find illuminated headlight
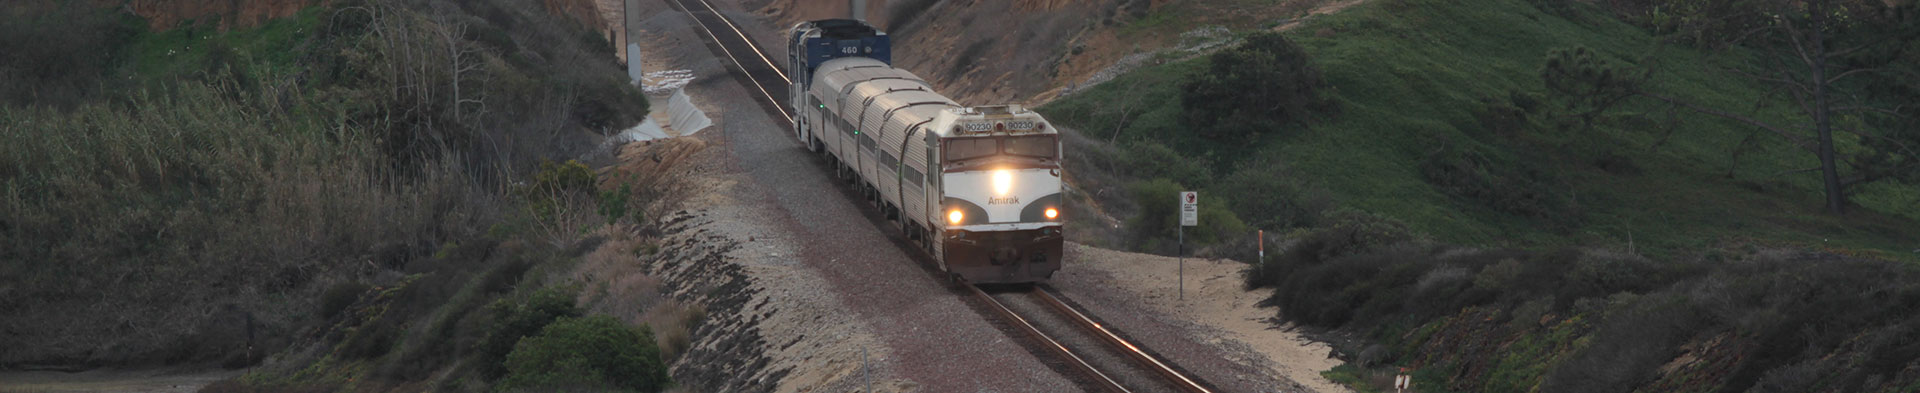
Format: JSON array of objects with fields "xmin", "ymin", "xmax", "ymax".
[
  {"xmin": 948, "ymin": 210, "xmax": 964, "ymax": 225},
  {"xmin": 1044, "ymin": 208, "xmax": 1059, "ymax": 219},
  {"xmin": 992, "ymin": 170, "xmax": 1012, "ymax": 196}
]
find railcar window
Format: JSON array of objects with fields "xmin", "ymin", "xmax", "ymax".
[
  {"xmin": 1004, "ymin": 135, "xmax": 1057, "ymax": 158},
  {"xmin": 944, "ymin": 138, "xmax": 997, "ymax": 161}
]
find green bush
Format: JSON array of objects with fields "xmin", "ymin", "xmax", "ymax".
[
  {"xmin": 1417, "ymin": 142, "xmax": 1574, "ymax": 224},
  {"xmin": 598, "ymin": 182, "xmax": 635, "ymax": 226},
  {"xmin": 532, "ymin": 160, "xmax": 598, "ymax": 195},
  {"xmin": 1215, "ymin": 161, "xmax": 1334, "ymax": 230},
  {"xmin": 1181, "ymin": 32, "xmax": 1335, "ymax": 143},
  {"xmin": 1118, "ymin": 141, "xmax": 1213, "ymax": 183},
  {"xmin": 498, "ymin": 315, "xmax": 670, "ymax": 392},
  {"xmin": 1123, "ymin": 178, "xmax": 1249, "ymax": 254},
  {"xmin": 0, "ymin": 4, "xmax": 141, "ymax": 108},
  {"xmin": 1244, "ymin": 209, "xmax": 1416, "ymax": 290},
  {"xmin": 476, "ymin": 285, "xmax": 583, "ymax": 378},
  {"xmin": 319, "ymin": 281, "xmax": 372, "ymax": 319}
]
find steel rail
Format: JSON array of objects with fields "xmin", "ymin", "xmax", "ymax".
[
  {"xmin": 689, "ymin": 0, "xmax": 791, "ymax": 85},
  {"xmin": 663, "ymin": 0, "xmax": 792, "ymax": 121},
  {"xmin": 964, "ymin": 282, "xmax": 1130, "ymax": 393},
  {"xmin": 664, "ymin": 3, "xmax": 1207, "ymax": 391},
  {"xmin": 1033, "ymin": 288, "xmax": 1214, "ymax": 393}
]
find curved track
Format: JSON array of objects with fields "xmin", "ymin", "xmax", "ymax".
[
  {"xmin": 662, "ymin": 3, "xmax": 1212, "ymax": 391},
  {"xmin": 969, "ymin": 283, "xmax": 1215, "ymax": 393},
  {"xmin": 662, "ymin": 0, "xmax": 791, "ymax": 121}
]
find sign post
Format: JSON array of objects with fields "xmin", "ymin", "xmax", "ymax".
[{"xmin": 1179, "ymin": 191, "xmax": 1197, "ymax": 300}]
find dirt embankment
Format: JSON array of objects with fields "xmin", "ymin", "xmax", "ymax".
[
  {"xmin": 602, "ymin": 132, "xmax": 914, "ymax": 392},
  {"xmin": 1057, "ymin": 243, "xmax": 1352, "ymax": 393},
  {"xmin": 751, "ymin": 0, "xmax": 1148, "ymax": 106}
]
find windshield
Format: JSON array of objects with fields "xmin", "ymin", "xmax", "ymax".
[
  {"xmin": 945, "ymin": 137, "xmax": 998, "ymax": 161},
  {"xmin": 943, "ymin": 135, "xmax": 1059, "ymax": 163},
  {"xmin": 1003, "ymin": 135, "xmax": 1056, "ymax": 158}
]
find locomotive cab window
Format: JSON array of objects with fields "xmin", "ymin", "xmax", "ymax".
[
  {"xmin": 1003, "ymin": 135, "xmax": 1057, "ymax": 159},
  {"xmin": 944, "ymin": 137, "xmax": 998, "ymax": 161}
]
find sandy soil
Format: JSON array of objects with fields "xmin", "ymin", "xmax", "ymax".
[
  {"xmin": 1067, "ymin": 243, "xmax": 1353, "ymax": 393},
  {"xmin": 0, "ymin": 368, "xmax": 241, "ymax": 393}
]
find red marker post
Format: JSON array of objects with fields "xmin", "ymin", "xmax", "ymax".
[{"xmin": 1395, "ymin": 367, "xmax": 1411, "ymax": 392}]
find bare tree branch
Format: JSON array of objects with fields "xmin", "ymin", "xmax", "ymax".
[{"xmin": 1633, "ymin": 90, "xmax": 1815, "ymax": 149}]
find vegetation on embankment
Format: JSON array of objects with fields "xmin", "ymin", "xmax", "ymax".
[
  {"xmin": 0, "ymin": 1, "xmax": 681, "ymax": 390},
  {"xmin": 1044, "ymin": 0, "xmax": 1918, "ymax": 259},
  {"xmin": 1042, "ymin": 0, "xmax": 1920, "ymax": 390},
  {"xmin": 1247, "ymin": 217, "xmax": 1920, "ymax": 391}
]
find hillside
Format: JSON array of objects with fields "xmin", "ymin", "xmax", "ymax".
[
  {"xmin": 1035, "ymin": 0, "xmax": 1920, "ymax": 391},
  {"xmin": 1043, "ymin": 0, "xmax": 1918, "ymax": 257},
  {"xmin": 0, "ymin": 1, "xmax": 660, "ymax": 387}
]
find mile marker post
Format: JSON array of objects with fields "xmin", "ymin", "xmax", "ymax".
[
  {"xmin": 1396, "ymin": 367, "xmax": 1411, "ymax": 393},
  {"xmin": 1179, "ymin": 191, "xmax": 1198, "ymax": 300}
]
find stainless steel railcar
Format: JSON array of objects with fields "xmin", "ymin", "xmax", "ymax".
[{"xmin": 787, "ymin": 20, "xmax": 1063, "ymax": 283}]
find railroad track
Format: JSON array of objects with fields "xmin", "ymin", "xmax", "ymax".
[
  {"xmin": 661, "ymin": 0, "xmax": 792, "ymax": 121},
  {"xmin": 968, "ymin": 283, "xmax": 1214, "ymax": 393},
  {"xmin": 663, "ymin": 4, "xmax": 1213, "ymax": 392}
]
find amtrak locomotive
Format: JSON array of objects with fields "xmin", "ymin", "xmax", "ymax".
[{"xmin": 786, "ymin": 19, "xmax": 1064, "ymax": 283}]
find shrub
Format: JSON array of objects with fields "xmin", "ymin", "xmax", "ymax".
[
  {"xmin": 1418, "ymin": 142, "xmax": 1574, "ymax": 223},
  {"xmin": 476, "ymin": 285, "xmax": 583, "ymax": 378},
  {"xmin": 1539, "ymin": 46, "xmax": 1647, "ymax": 130},
  {"xmin": 1124, "ymin": 178, "xmax": 1186, "ymax": 251},
  {"xmin": 0, "ymin": 4, "xmax": 140, "ymax": 108},
  {"xmin": 532, "ymin": 160, "xmax": 598, "ymax": 195},
  {"xmin": 1215, "ymin": 160, "xmax": 1334, "ymax": 230},
  {"xmin": 1245, "ymin": 209, "xmax": 1415, "ymax": 288},
  {"xmin": 1539, "ymin": 292, "xmax": 1703, "ymax": 393},
  {"xmin": 0, "ymin": 80, "xmax": 495, "ymax": 366},
  {"xmin": 1122, "ymin": 178, "xmax": 1249, "ymax": 254},
  {"xmin": 319, "ymin": 281, "xmax": 372, "ymax": 320},
  {"xmin": 498, "ymin": 315, "xmax": 670, "ymax": 392},
  {"xmin": 1117, "ymin": 141, "xmax": 1212, "ymax": 183},
  {"xmin": 1181, "ymin": 32, "xmax": 1335, "ymax": 142},
  {"xmin": 597, "ymin": 182, "xmax": 635, "ymax": 226},
  {"xmin": 645, "ymin": 302, "xmax": 707, "ymax": 362}
]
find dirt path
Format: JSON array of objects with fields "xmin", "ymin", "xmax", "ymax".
[
  {"xmin": 1055, "ymin": 243, "xmax": 1353, "ymax": 393},
  {"xmin": 0, "ymin": 368, "xmax": 241, "ymax": 393}
]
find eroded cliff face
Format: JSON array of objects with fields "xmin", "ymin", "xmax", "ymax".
[
  {"xmin": 128, "ymin": 0, "xmax": 325, "ymax": 30},
  {"xmin": 751, "ymin": 0, "xmax": 1158, "ymax": 106},
  {"xmin": 545, "ymin": 0, "xmax": 609, "ymax": 34},
  {"xmin": 127, "ymin": 0, "xmax": 605, "ymax": 32}
]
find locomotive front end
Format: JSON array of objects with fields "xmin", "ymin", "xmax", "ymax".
[{"xmin": 935, "ymin": 107, "xmax": 1064, "ymax": 284}]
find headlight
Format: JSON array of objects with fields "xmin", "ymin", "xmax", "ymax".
[
  {"xmin": 1044, "ymin": 208, "xmax": 1058, "ymax": 219},
  {"xmin": 992, "ymin": 170, "xmax": 1011, "ymax": 195},
  {"xmin": 948, "ymin": 210, "xmax": 964, "ymax": 225}
]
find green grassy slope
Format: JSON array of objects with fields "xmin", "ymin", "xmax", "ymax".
[
  {"xmin": 124, "ymin": 7, "xmax": 327, "ymax": 79},
  {"xmin": 1043, "ymin": 0, "xmax": 1919, "ymax": 258}
]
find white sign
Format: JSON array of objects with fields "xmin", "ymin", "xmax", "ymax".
[{"xmin": 1179, "ymin": 191, "xmax": 1198, "ymax": 227}]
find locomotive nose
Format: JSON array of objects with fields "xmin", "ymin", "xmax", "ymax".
[{"xmin": 992, "ymin": 246, "xmax": 1019, "ymax": 265}]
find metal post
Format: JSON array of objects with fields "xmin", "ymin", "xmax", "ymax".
[
  {"xmin": 1258, "ymin": 229, "xmax": 1264, "ymax": 266},
  {"xmin": 1178, "ymin": 225, "xmax": 1184, "ymax": 300}
]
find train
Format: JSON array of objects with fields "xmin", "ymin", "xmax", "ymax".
[{"xmin": 785, "ymin": 19, "xmax": 1064, "ymax": 284}]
